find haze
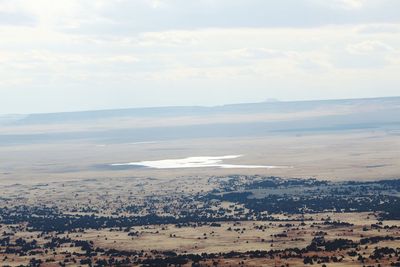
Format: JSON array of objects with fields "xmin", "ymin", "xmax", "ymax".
[
  {"xmin": 1, "ymin": 0, "xmax": 400, "ymax": 114},
  {"xmin": 2, "ymin": 2, "xmax": 400, "ymax": 266}
]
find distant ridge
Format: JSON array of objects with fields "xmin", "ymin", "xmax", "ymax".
[
  {"xmin": 1, "ymin": 96, "xmax": 399, "ymax": 146},
  {"xmin": 3, "ymin": 96, "xmax": 400, "ymax": 125}
]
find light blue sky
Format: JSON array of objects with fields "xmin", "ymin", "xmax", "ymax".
[{"xmin": 0, "ymin": 0, "xmax": 400, "ymax": 114}]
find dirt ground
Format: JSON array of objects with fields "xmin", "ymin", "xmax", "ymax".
[{"xmin": 1, "ymin": 130, "xmax": 399, "ymax": 185}]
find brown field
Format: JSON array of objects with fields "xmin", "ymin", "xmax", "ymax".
[
  {"xmin": 1, "ymin": 98, "xmax": 400, "ymax": 266},
  {"xmin": 1, "ymin": 212, "xmax": 399, "ymax": 266},
  {"xmin": 1, "ymin": 130, "xmax": 399, "ymax": 185}
]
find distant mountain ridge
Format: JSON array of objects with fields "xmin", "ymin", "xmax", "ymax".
[{"xmin": 4, "ymin": 96, "xmax": 400, "ymax": 125}]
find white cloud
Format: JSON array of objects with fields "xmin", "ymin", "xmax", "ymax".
[
  {"xmin": 356, "ymin": 23, "xmax": 400, "ymax": 34},
  {"xmin": 335, "ymin": 0, "xmax": 366, "ymax": 9},
  {"xmin": 307, "ymin": 0, "xmax": 366, "ymax": 10},
  {"xmin": 347, "ymin": 40, "xmax": 395, "ymax": 54},
  {"xmin": 0, "ymin": 0, "xmax": 399, "ymax": 113}
]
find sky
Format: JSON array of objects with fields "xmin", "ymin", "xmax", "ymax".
[{"xmin": 0, "ymin": 0, "xmax": 400, "ymax": 114}]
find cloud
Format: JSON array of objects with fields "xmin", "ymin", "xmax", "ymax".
[
  {"xmin": 327, "ymin": 0, "xmax": 367, "ymax": 10},
  {"xmin": 308, "ymin": 0, "xmax": 394, "ymax": 10},
  {"xmin": 226, "ymin": 48, "xmax": 296, "ymax": 60},
  {"xmin": 347, "ymin": 40, "xmax": 395, "ymax": 54},
  {"xmin": 3, "ymin": 0, "xmax": 400, "ymax": 34},
  {"xmin": 0, "ymin": 1, "xmax": 399, "ymax": 113},
  {"xmin": 356, "ymin": 23, "xmax": 400, "ymax": 34},
  {"xmin": 0, "ymin": 11, "xmax": 36, "ymax": 26}
]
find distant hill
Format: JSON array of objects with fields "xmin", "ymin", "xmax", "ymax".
[
  {"xmin": 4, "ymin": 96, "xmax": 400, "ymax": 125},
  {"xmin": 0, "ymin": 96, "xmax": 399, "ymax": 145}
]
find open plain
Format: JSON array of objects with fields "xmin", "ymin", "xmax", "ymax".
[
  {"xmin": 1, "ymin": 97, "xmax": 400, "ymax": 184},
  {"xmin": 1, "ymin": 97, "xmax": 400, "ymax": 266}
]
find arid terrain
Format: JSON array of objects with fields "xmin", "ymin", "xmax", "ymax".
[
  {"xmin": 1, "ymin": 175, "xmax": 400, "ymax": 266},
  {"xmin": 1, "ymin": 97, "xmax": 400, "ymax": 184},
  {"xmin": 1, "ymin": 97, "xmax": 400, "ymax": 266}
]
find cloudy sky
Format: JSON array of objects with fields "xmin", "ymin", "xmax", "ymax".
[{"xmin": 1, "ymin": 0, "xmax": 400, "ymax": 114}]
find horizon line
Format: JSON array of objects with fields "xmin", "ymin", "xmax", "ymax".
[{"xmin": 1, "ymin": 95, "xmax": 399, "ymax": 117}]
